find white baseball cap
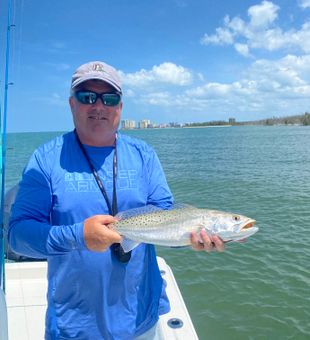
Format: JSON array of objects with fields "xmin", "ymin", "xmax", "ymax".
[{"xmin": 71, "ymin": 61, "xmax": 122, "ymax": 93}]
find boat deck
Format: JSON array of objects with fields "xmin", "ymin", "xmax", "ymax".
[{"xmin": 5, "ymin": 257, "xmax": 199, "ymax": 339}]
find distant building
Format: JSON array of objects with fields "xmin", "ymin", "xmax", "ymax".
[
  {"xmin": 228, "ymin": 118, "xmax": 236, "ymax": 125},
  {"xmin": 121, "ymin": 119, "xmax": 136, "ymax": 129},
  {"xmin": 169, "ymin": 122, "xmax": 182, "ymax": 128},
  {"xmin": 139, "ymin": 119, "xmax": 151, "ymax": 129}
]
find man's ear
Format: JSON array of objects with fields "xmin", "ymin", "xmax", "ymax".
[{"xmin": 69, "ymin": 96, "xmax": 74, "ymax": 111}]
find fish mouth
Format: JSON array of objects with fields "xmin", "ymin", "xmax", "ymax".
[{"xmin": 241, "ymin": 219, "xmax": 256, "ymax": 230}]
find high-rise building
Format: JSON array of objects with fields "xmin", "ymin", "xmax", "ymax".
[
  {"xmin": 139, "ymin": 120, "xmax": 151, "ymax": 129},
  {"xmin": 121, "ymin": 120, "xmax": 136, "ymax": 129}
]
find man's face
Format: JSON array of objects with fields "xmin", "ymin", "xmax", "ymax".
[{"xmin": 69, "ymin": 79, "xmax": 122, "ymax": 146}]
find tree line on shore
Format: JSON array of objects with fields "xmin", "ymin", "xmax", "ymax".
[{"xmin": 184, "ymin": 112, "xmax": 310, "ymax": 127}]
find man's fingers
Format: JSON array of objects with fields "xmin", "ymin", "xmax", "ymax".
[
  {"xmin": 200, "ymin": 229, "xmax": 214, "ymax": 252},
  {"xmin": 191, "ymin": 231, "xmax": 210, "ymax": 251},
  {"xmin": 104, "ymin": 227, "xmax": 123, "ymax": 243},
  {"xmin": 84, "ymin": 215, "xmax": 122, "ymax": 252},
  {"xmin": 210, "ymin": 235, "xmax": 225, "ymax": 252},
  {"xmin": 190, "ymin": 231, "xmax": 204, "ymax": 251},
  {"xmin": 93, "ymin": 215, "xmax": 118, "ymax": 225},
  {"xmin": 191, "ymin": 229, "xmax": 225, "ymax": 253}
]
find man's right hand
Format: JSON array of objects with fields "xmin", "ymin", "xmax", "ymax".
[{"xmin": 83, "ymin": 215, "xmax": 122, "ymax": 252}]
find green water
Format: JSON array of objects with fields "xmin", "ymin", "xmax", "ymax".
[{"xmin": 5, "ymin": 126, "xmax": 310, "ymax": 339}]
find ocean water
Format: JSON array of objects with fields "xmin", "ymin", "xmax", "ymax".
[{"xmin": 5, "ymin": 126, "xmax": 310, "ymax": 339}]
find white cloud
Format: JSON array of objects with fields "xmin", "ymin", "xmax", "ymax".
[
  {"xmin": 121, "ymin": 62, "xmax": 193, "ymax": 87},
  {"xmin": 197, "ymin": 55, "xmax": 310, "ymax": 98},
  {"xmin": 119, "ymin": 3, "xmax": 310, "ymax": 122},
  {"xmin": 299, "ymin": 0, "xmax": 310, "ymax": 9},
  {"xmin": 200, "ymin": 1, "xmax": 310, "ymax": 55},
  {"xmin": 125, "ymin": 89, "xmax": 135, "ymax": 97},
  {"xmin": 201, "ymin": 27, "xmax": 235, "ymax": 45},
  {"xmin": 187, "ymin": 83, "xmax": 231, "ymax": 97},
  {"xmin": 234, "ymin": 43, "xmax": 251, "ymax": 57},
  {"xmin": 246, "ymin": 62, "xmax": 304, "ymax": 95},
  {"xmin": 143, "ymin": 92, "xmax": 172, "ymax": 106},
  {"xmin": 225, "ymin": 16, "xmax": 246, "ymax": 34},
  {"xmin": 248, "ymin": 1, "xmax": 279, "ymax": 29},
  {"xmin": 281, "ymin": 54, "xmax": 310, "ymax": 76},
  {"xmin": 152, "ymin": 63, "xmax": 192, "ymax": 85},
  {"xmin": 126, "ymin": 54, "xmax": 310, "ymax": 120},
  {"xmin": 249, "ymin": 55, "xmax": 310, "ymax": 90}
]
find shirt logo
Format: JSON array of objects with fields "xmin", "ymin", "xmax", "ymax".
[{"xmin": 64, "ymin": 170, "xmax": 138, "ymax": 192}]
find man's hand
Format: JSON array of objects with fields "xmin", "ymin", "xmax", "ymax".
[
  {"xmin": 191, "ymin": 229, "xmax": 225, "ymax": 253},
  {"xmin": 84, "ymin": 215, "xmax": 122, "ymax": 252}
]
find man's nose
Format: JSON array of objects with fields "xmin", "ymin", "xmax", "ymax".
[{"xmin": 93, "ymin": 98, "xmax": 107, "ymax": 109}]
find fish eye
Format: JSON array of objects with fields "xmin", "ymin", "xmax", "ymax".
[{"xmin": 233, "ymin": 215, "xmax": 240, "ymax": 221}]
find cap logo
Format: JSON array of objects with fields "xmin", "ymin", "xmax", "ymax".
[{"xmin": 92, "ymin": 63, "xmax": 105, "ymax": 72}]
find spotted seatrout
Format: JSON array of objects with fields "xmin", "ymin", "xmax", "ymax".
[{"xmin": 110, "ymin": 204, "xmax": 258, "ymax": 252}]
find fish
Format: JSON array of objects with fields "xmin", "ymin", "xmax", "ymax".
[{"xmin": 110, "ymin": 204, "xmax": 258, "ymax": 252}]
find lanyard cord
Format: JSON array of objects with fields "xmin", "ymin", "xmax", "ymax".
[
  {"xmin": 74, "ymin": 130, "xmax": 118, "ymax": 216},
  {"xmin": 74, "ymin": 130, "xmax": 131, "ymax": 263}
]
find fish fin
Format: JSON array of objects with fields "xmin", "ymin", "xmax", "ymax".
[{"xmin": 121, "ymin": 238, "xmax": 141, "ymax": 253}]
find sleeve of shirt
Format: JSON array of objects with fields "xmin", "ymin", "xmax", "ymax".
[
  {"xmin": 8, "ymin": 149, "xmax": 87, "ymax": 258},
  {"xmin": 145, "ymin": 147, "xmax": 174, "ymax": 209}
]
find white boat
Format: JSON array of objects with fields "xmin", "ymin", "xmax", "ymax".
[{"xmin": 1, "ymin": 257, "xmax": 198, "ymax": 340}]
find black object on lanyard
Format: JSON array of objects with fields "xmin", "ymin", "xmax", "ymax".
[{"xmin": 74, "ymin": 130, "xmax": 131, "ymax": 263}]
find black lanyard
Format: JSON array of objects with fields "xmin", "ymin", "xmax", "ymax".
[
  {"xmin": 74, "ymin": 130, "xmax": 131, "ymax": 263},
  {"xmin": 74, "ymin": 129, "xmax": 117, "ymax": 216}
]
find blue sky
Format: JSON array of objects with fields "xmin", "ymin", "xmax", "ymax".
[{"xmin": 1, "ymin": 0, "xmax": 310, "ymax": 132}]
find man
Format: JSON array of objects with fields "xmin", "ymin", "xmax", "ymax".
[{"xmin": 9, "ymin": 61, "xmax": 224, "ymax": 340}]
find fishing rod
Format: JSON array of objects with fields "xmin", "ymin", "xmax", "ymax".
[
  {"xmin": 0, "ymin": 0, "xmax": 14, "ymax": 292},
  {"xmin": 0, "ymin": 101, "xmax": 3, "ymax": 292}
]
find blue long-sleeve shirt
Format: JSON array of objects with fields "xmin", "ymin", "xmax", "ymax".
[{"xmin": 9, "ymin": 131, "xmax": 173, "ymax": 340}]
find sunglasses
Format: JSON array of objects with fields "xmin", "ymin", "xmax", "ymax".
[{"xmin": 74, "ymin": 90, "xmax": 121, "ymax": 107}]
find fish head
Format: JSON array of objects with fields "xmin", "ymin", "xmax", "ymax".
[
  {"xmin": 203, "ymin": 210, "xmax": 257, "ymax": 236},
  {"xmin": 223, "ymin": 212, "xmax": 256, "ymax": 233}
]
